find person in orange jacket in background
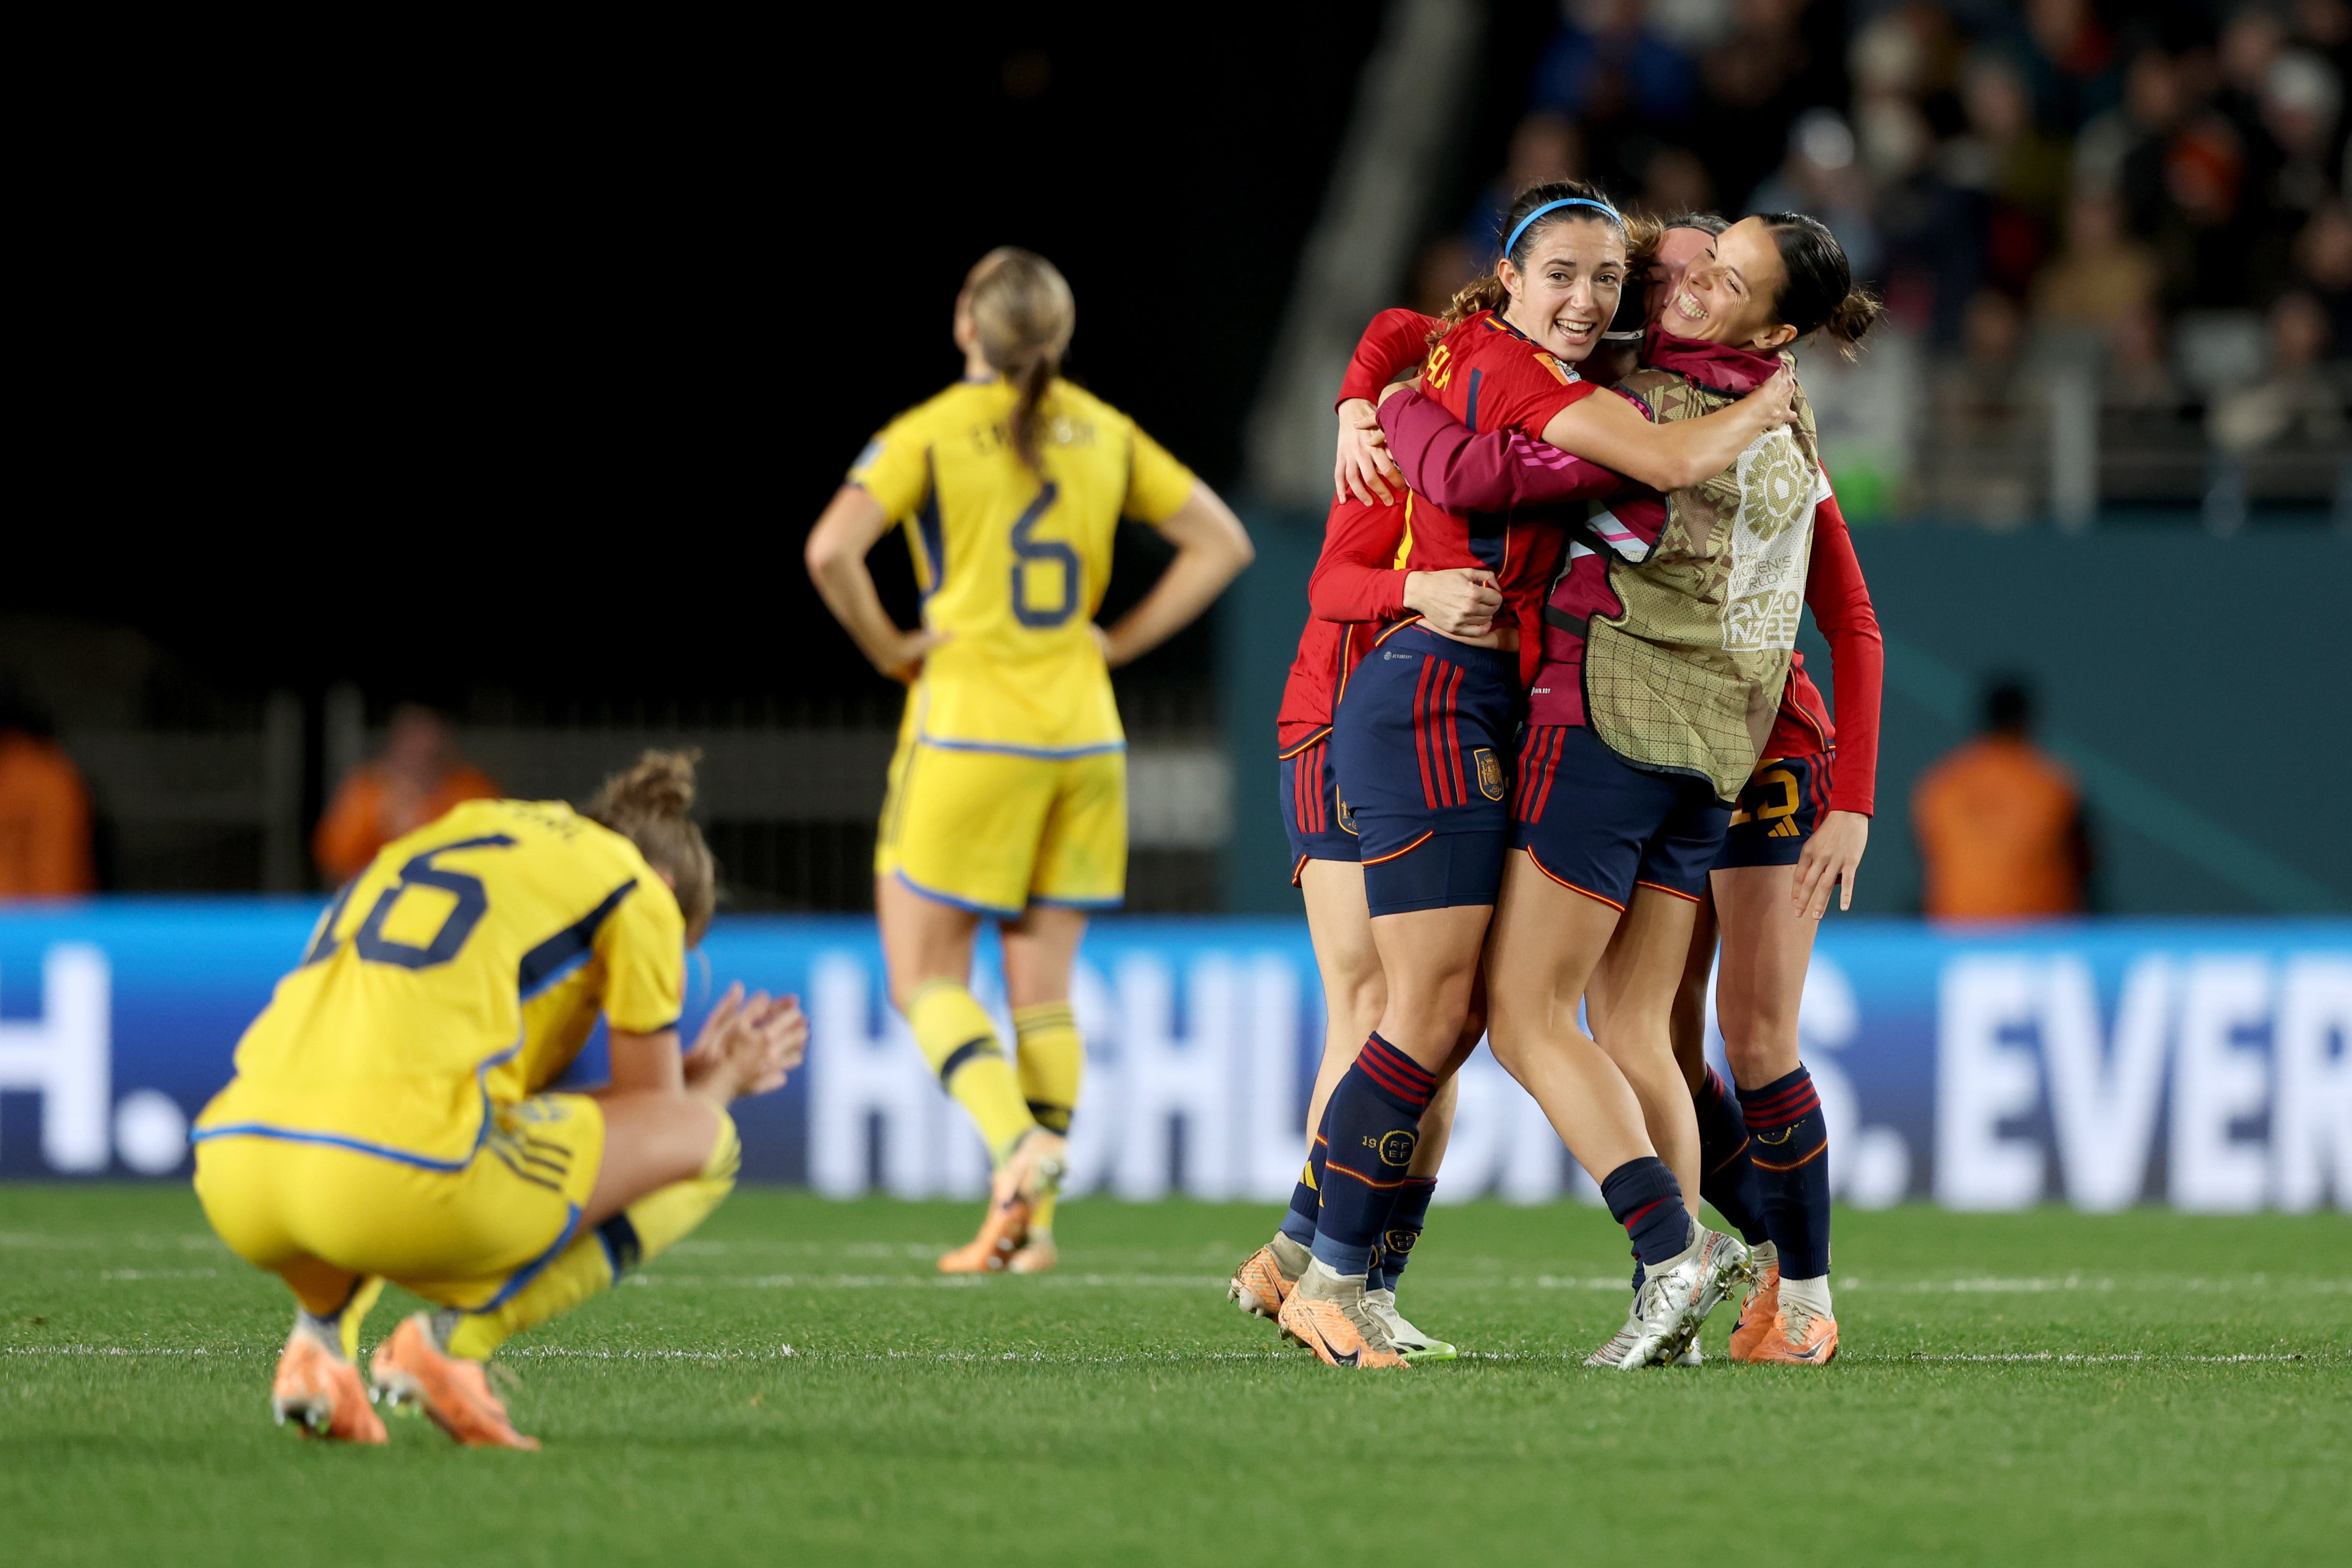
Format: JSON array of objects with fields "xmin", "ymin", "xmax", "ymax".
[
  {"xmin": 313, "ymin": 703, "xmax": 499, "ymax": 886},
  {"xmin": 0, "ymin": 688, "xmax": 96, "ymax": 898},
  {"xmin": 1912, "ymin": 678, "xmax": 2090, "ymax": 921}
]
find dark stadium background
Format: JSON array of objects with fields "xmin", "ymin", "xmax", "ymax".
[
  {"xmin": 19, "ymin": 6, "xmax": 1427, "ymax": 724},
  {"xmin": 9, "ymin": 2, "xmax": 2350, "ymax": 912}
]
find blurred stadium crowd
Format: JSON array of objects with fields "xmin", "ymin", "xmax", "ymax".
[{"xmin": 1412, "ymin": 1, "xmax": 2352, "ymax": 525}]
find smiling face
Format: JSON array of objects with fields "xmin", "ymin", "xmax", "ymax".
[
  {"xmin": 1498, "ymin": 215, "xmax": 1626, "ymax": 362},
  {"xmin": 1664, "ymin": 216, "xmax": 1797, "ymax": 350},
  {"xmin": 1645, "ymin": 226, "xmax": 1716, "ymax": 326}
]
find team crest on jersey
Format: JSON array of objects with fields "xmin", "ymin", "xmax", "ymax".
[
  {"xmin": 1378, "ymin": 1129, "xmax": 1418, "ymax": 1167},
  {"xmin": 1533, "ymin": 350, "xmax": 1577, "ymax": 385},
  {"xmin": 1474, "ymin": 747, "xmax": 1504, "ymax": 801}
]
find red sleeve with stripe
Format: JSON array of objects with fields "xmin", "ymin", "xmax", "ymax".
[
  {"xmin": 1306, "ymin": 496, "xmax": 1409, "ymax": 623},
  {"xmin": 1335, "ymin": 309, "xmax": 1442, "ymax": 408},
  {"xmin": 1377, "ymin": 385, "xmax": 1620, "ymax": 514},
  {"xmin": 1806, "ymin": 490, "xmax": 1882, "ymax": 816}
]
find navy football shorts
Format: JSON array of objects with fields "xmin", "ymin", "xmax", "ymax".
[
  {"xmin": 1713, "ymin": 755, "xmax": 1824, "ymax": 871},
  {"xmin": 1329, "ymin": 623, "xmax": 1519, "ymax": 917},
  {"xmin": 1510, "ymin": 722, "xmax": 1731, "ymax": 908},
  {"xmin": 1279, "ymin": 731, "xmax": 1359, "ymax": 881}
]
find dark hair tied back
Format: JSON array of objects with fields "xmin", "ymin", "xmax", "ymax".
[{"xmin": 1757, "ymin": 212, "xmax": 1881, "ymax": 358}]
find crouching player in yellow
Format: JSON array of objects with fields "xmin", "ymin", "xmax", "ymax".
[{"xmin": 191, "ymin": 751, "xmax": 806, "ymax": 1449}]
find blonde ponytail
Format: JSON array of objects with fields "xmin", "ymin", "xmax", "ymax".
[{"xmin": 962, "ymin": 247, "xmax": 1076, "ymax": 472}]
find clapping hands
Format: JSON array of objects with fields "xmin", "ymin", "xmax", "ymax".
[{"xmin": 684, "ymin": 983, "xmax": 808, "ymax": 1103}]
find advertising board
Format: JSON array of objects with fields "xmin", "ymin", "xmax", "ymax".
[{"xmin": 0, "ymin": 905, "xmax": 2343, "ymax": 1211}]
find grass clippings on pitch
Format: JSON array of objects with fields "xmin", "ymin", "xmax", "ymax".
[{"xmin": 3, "ymin": 1186, "xmax": 2347, "ymax": 1567}]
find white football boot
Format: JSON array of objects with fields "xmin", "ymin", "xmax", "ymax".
[
  {"xmin": 1616, "ymin": 1225, "xmax": 1752, "ymax": 1369},
  {"xmin": 1364, "ymin": 1288, "xmax": 1456, "ymax": 1361}
]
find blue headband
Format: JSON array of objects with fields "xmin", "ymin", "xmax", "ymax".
[{"xmin": 1502, "ymin": 197, "xmax": 1624, "ymax": 262}]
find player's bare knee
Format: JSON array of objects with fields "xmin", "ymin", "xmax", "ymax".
[
  {"xmin": 1341, "ymin": 969, "xmax": 1387, "ymax": 1039},
  {"xmin": 661, "ymin": 1098, "xmax": 726, "ymax": 1188}
]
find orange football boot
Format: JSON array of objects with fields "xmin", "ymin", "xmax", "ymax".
[
  {"xmin": 272, "ymin": 1329, "xmax": 387, "ymax": 1443},
  {"xmin": 1728, "ymin": 1261, "xmax": 1781, "ymax": 1363},
  {"xmin": 939, "ymin": 1187, "xmax": 1031, "ymax": 1273},
  {"xmin": 1742, "ymin": 1307, "xmax": 1840, "ymax": 1366},
  {"xmin": 940, "ymin": 1129, "xmax": 1064, "ymax": 1274},
  {"xmin": 369, "ymin": 1314, "xmax": 540, "ymax": 1449},
  {"xmin": 1228, "ymin": 1243, "xmax": 1296, "ymax": 1320},
  {"xmin": 1276, "ymin": 1289, "xmax": 1408, "ymax": 1369}
]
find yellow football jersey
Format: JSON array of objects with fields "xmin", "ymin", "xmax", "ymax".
[
  {"xmin": 195, "ymin": 799, "xmax": 685, "ymax": 1167},
  {"xmin": 849, "ymin": 375, "xmax": 1196, "ymax": 753}
]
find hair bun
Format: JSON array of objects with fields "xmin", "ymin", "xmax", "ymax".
[
  {"xmin": 589, "ymin": 749, "xmax": 700, "ymax": 825},
  {"xmin": 1827, "ymin": 288, "xmax": 1884, "ymax": 348}
]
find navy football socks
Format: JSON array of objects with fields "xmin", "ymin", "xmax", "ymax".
[
  {"xmin": 1600, "ymin": 1156, "xmax": 1693, "ymax": 1269},
  {"xmin": 1371, "ymin": 1176, "xmax": 1437, "ymax": 1292},
  {"xmin": 1696, "ymin": 1066, "xmax": 1770, "ymax": 1246},
  {"xmin": 1739, "ymin": 1065, "xmax": 1831, "ymax": 1279},
  {"xmin": 1278, "ymin": 1098, "xmax": 1334, "ymax": 1248},
  {"xmin": 1310, "ymin": 1034, "xmax": 1436, "ymax": 1276}
]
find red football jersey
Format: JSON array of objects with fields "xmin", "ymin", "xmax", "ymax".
[
  {"xmin": 1277, "ymin": 496, "xmax": 1407, "ymax": 750},
  {"xmin": 1401, "ymin": 311, "xmax": 1602, "ymax": 684}
]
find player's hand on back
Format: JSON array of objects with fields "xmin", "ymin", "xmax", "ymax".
[
  {"xmin": 1744, "ymin": 362, "xmax": 1798, "ymax": 430},
  {"xmin": 1404, "ymin": 567, "xmax": 1503, "ymax": 639},
  {"xmin": 1335, "ymin": 397, "xmax": 1400, "ymax": 506}
]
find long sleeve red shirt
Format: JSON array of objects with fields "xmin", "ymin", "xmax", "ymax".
[{"xmin": 1795, "ymin": 492, "xmax": 1882, "ymax": 816}]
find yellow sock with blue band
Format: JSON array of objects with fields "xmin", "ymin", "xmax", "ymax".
[
  {"xmin": 1014, "ymin": 1001, "xmax": 1082, "ymax": 1233},
  {"xmin": 443, "ymin": 1111, "xmax": 740, "ymax": 1361},
  {"xmin": 908, "ymin": 979, "xmax": 1035, "ymax": 1167}
]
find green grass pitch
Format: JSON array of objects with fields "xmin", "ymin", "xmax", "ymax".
[{"xmin": 4, "ymin": 1185, "xmax": 2347, "ymax": 1566}]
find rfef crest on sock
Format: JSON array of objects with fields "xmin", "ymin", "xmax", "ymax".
[{"xmin": 1309, "ymin": 1035, "xmax": 1437, "ymax": 1276}]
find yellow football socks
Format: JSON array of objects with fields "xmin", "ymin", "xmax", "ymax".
[
  {"xmin": 1014, "ymin": 1001, "xmax": 1082, "ymax": 1233},
  {"xmin": 292, "ymin": 1272, "xmax": 385, "ymax": 1362},
  {"xmin": 908, "ymin": 978, "xmax": 1035, "ymax": 1167},
  {"xmin": 337, "ymin": 1276, "xmax": 385, "ymax": 1363},
  {"xmin": 444, "ymin": 1111, "xmax": 740, "ymax": 1362}
]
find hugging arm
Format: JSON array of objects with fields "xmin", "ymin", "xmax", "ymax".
[
  {"xmin": 1537, "ymin": 365, "xmax": 1795, "ymax": 492},
  {"xmin": 1377, "ymin": 386, "xmax": 1624, "ymax": 514},
  {"xmin": 1334, "ymin": 308, "xmax": 1443, "ymax": 504}
]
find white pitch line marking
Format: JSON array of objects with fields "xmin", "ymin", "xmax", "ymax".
[
  {"xmin": 7, "ymin": 1344, "xmax": 2337, "ymax": 1368},
  {"xmin": 619, "ymin": 1272, "xmax": 1234, "ymax": 1291}
]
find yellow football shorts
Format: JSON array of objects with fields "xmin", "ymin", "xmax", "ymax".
[
  {"xmin": 875, "ymin": 730, "xmax": 1127, "ymax": 917},
  {"xmin": 192, "ymin": 1091, "xmax": 605, "ymax": 1316}
]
